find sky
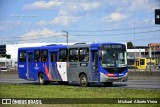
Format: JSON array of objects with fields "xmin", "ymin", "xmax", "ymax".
[{"xmin": 0, "ymin": 0, "xmax": 160, "ymax": 46}]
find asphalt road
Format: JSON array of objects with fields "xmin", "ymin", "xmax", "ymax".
[{"xmin": 0, "ymin": 74, "xmax": 160, "ymax": 90}]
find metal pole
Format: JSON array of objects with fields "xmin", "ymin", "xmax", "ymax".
[
  {"xmin": 66, "ymin": 31, "xmax": 68, "ymax": 46},
  {"xmin": 134, "ymin": 24, "xmax": 136, "ymax": 58},
  {"xmin": 63, "ymin": 31, "xmax": 68, "ymax": 45},
  {"xmin": 134, "ymin": 24, "xmax": 136, "ymax": 72},
  {"xmin": 154, "ymin": 34, "xmax": 155, "ymax": 59}
]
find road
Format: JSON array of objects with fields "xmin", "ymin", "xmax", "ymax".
[{"xmin": 0, "ymin": 74, "xmax": 160, "ymax": 90}]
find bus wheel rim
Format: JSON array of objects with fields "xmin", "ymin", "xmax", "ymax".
[
  {"xmin": 81, "ymin": 77, "xmax": 86, "ymax": 84},
  {"xmin": 40, "ymin": 76, "xmax": 43, "ymax": 83}
]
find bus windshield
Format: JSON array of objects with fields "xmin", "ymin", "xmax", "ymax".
[{"xmin": 101, "ymin": 44, "xmax": 127, "ymax": 68}]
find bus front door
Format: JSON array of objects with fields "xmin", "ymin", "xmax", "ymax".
[
  {"xmin": 27, "ymin": 52, "xmax": 33, "ymax": 80},
  {"xmin": 49, "ymin": 52, "xmax": 61, "ymax": 81},
  {"xmin": 91, "ymin": 51, "xmax": 99, "ymax": 81}
]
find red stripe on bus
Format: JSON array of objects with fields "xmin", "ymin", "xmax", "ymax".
[{"xmin": 44, "ymin": 63, "xmax": 52, "ymax": 80}]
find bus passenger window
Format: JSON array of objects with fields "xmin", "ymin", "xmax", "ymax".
[
  {"xmin": 34, "ymin": 50, "xmax": 41, "ymax": 62},
  {"xmin": 69, "ymin": 49, "xmax": 78, "ymax": 62},
  {"xmin": 59, "ymin": 49, "xmax": 68, "ymax": 62},
  {"xmin": 19, "ymin": 51, "xmax": 26, "ymax": 62},
  {"xmin": 41, "ymin": 50, "xmax": 48, "ymax": 62},
  {"xmin": 79, "ymin": 48, "xmax": 89, "ymax": 62}
]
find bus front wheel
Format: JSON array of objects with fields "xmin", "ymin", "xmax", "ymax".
[{"xmin": 80, "ymin": 74, "xmax": 88, "ymax": 87}]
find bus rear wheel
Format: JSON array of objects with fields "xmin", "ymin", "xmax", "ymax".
[
  {"xmin": 38, "ymin": 73, "xmax": 49, "ymax": 85},
  {"xmin": 104, "ymin": 82, "xmax": 113, "ymax": 87},
  {"xmin": 80, "ymin": 74, "xmax": 88, "ymax": 87}
]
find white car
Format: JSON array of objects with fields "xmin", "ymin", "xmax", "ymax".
[{"xmin": 0, "ymin": 67, "xmax": 8, "ymax": 72}]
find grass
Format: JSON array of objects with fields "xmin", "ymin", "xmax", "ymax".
[
  {"xmin": 0, "ymin": 83, "xmax": 160, "ymax": 107},
  {"xmin": 0, "ymin": 84, "xmax": 160, "ymax": 98}
]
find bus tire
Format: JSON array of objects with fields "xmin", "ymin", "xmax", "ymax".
[
  {"xmin": 38, "ymin": 73, "xmax": 46, "ymax": 85},
  {"xmin": 104, "ymin": 82, "xmax": 113, "ymax": 87},
  {"xmin": 80, "ymin": 74, "xmax": 88, "ymax": 87}
]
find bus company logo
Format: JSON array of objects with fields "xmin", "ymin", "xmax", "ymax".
[
  {"xmin": 2, "ymin": 99, "xmax": 11, "ymax": 104},
  {"xmin": 34, "ymin": 63, "xmax": 39, "ymax": 69}
]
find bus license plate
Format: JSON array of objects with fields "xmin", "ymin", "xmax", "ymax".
[{"xmin": 114, "ymin": 77, "xmax": 118, "ymax": 79}]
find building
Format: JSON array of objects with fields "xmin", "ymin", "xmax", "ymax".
[{"xmin": 127, "ymin": 43, "xmax": 160, "ymax": 59}]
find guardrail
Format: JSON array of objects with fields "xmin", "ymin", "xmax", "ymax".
[
  {"xmin": 128, "ymin": 70, "xmax": 160, "ymax": 80},
  {"xmin": 0, "ymin": 69, "xmax": 160, "ymax": 80}
]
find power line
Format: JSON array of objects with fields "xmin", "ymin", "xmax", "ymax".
[
  {"xmin": 0, "ymin": 25, "xmax": 158, "ymax": 39},
  {"xmin": 1, "ymin": 29, "xmax": 160, "ymax": 44},
  {"xmin": 1, "ymin": 28, "xmax": 159, "ymax": 41},
  {"xmin": 68, "ymin": 26, "xmax": 159, "ymax": 32},
  {"xmin": 70, "ymin": 29, "xmax": 160, "ymax": 36},
  {"xmin": 1, "ymin": 35, "xmax": 65, "ymax": 44}
]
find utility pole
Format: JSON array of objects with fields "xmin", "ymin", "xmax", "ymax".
[
  {"xmin": 134, "ymin": 24, "xmax": 136, "ymax": 58},
  {"xmin": 63, "ymin": 31, "xmax": 68, "ymax": 45}
]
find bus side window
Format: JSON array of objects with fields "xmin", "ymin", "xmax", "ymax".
[
  {"xmin": 50, "ymin": 52, "xmax": 57, "ymax": 62},
  {"xmin": 79, "ymin": 48, "xmax": 89, "ymax": 62},
  {"xmin": 34, "ymin": 50, "xmax": 41, "ymax": 62},
  {"xmin": 41, "ymin": 50, "xmax": 48, "ymax": 62},
  {"xmin": 59, "ymin": 49, "xmax": 68, "ymax": 62},
  {"xmin": 69, "ymin": 48, "xmax": 78, "ymax": 62},
  {"xmin": 19, "ymin": 51, "xmax": 26, "ymax": 62}
]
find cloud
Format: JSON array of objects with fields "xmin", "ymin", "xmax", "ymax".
[
  {"xmin": 103, "ymin": 12, "xmax": 127, "ymax": 23},
  {"xmin": 37, "ymin": 16, "xmax": 81, "ymax": 26},
  {"xmin": 23, "ymin": 0, "xmax": 63, "ymax": 10},
  {"xmin": 51, "ymin": 16, "xmax": 81, "ymax": 26},
  {"xmin": 115, "ymin": 0, "xmax": 160, "ymax": 12},
  {"xmin": 22, "ymin": 28, "xmax": 62, "ymax": 40},
  {"xmin": 58, "ymin": 1, "xmax": 100, "ymax": 16},
  {"xmin": 23, "ymin": 0, "xmax": 100, "ymax": 16},
  {"xmin": 23, "ymin": 0, "xmax": 100, "ymax": 10},
  {"xmin": 0, "ymin": 20, "xmax": 31, "ymax": 31}
]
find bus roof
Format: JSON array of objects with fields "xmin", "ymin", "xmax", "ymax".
[{"xmin": 18, "ymin": 42, "xmax": 125, "ymax": 51}]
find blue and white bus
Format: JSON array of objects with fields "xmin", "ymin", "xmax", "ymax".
[{"xmin": 18, "ymin": 42, "xmax": 128, "ymax": 87}]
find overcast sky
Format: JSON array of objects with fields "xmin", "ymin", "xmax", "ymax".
[{"xmin": 0, "ymin": 0, "xmax": 160, "ymax": 46}]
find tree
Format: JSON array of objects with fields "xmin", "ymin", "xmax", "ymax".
[{"xmin": 127, "ymin": 42, "xmax": 133, "ymax": 48}]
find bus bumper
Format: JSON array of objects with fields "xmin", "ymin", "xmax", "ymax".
[{"xmin": 100, "ymin": 72, "xmax": 128, "ymax": 82}]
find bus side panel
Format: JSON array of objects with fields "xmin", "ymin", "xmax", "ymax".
[
  {"xmin": 41, "ymin": 62, "xmax": 52, "ymax": 81},
  {"xmin": 33, "ymin": 62, "xmax": 51, "ymax": 81},
  {"xmin": 49, "ymin": 62, "xmax": 62, "ymax": 81},
  {"xmin": 18, "ymin": 62, "xmax": 27, "ymax": 80},
  {"xmin": 18, "ymin": 50, "xmax": 27, "ymax": 80},
  {"xmin": 57, "ymin": 62, "xmax": 67, "ymax": 81},
  {"xmin": 67, "ymin": 62, "xmax": 90, "ymax": 82}
]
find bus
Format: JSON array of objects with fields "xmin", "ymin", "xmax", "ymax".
[
  {"xmin": 128, "ymin": 57, "xmax": 156, "ymax": 70},
  {"xmin": 18, "ymin": 42, "xmax": 128, "ymax": 87}
]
